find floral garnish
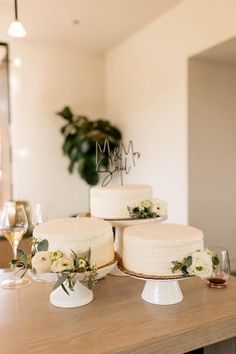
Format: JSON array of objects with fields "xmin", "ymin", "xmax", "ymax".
[
  {"xmin": 172, "ymin": 249, "xmax": 220, "ymax": 279},
  {"xmin": 127, "ymin": 200, "xmax": 167, "ymax": 219},
  {"xmin": 12, "ymin": 239, "xmax": 97, "ymax": 295}
]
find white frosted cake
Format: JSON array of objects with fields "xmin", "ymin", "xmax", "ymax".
[
  {"xmin": 90, "ymin": 184, "xmax": 152, "ymax": 219},
  {"xmin": 122, "ymin": 223, "xmax": 204, "ymax": 276},
  {"xmin": 33, "ymin": 217, "xmax": 114, "ymax": 268}
]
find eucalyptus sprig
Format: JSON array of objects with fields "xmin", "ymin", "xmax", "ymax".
[
  {"xmin": 171, "ymin": 256, "xmax": 193, "ymax": 278},
  {"xmin": 52, "ymin": 248, "xmax": 97, "ymax": 295},
  {"xmin": 11, "ymin": 237, "xmax": 97, "ymax": 295},
  {"xmin": 172, "ymin": 249, "xmax": 220, "ymax": 279}
]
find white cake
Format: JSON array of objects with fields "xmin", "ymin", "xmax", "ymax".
[
  {"xmin": 33, "ymin": 217, "xmax": 114, "ymax": 268},
  {"xmin": 90, "ymin": 184, "xmax": 152, "ymax": 219},
  {"xmin": 122, "ymin": 223, "xmax": 204, "ymax": 276}
]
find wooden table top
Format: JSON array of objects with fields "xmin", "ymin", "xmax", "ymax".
[{"xmin": 1, "ymin": 273, "xmax": 236, "ymax": 354}]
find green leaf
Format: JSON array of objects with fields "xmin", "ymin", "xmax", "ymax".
[
  {"xmin": 78, "ymin": 156, "xmax": 99, "ymax": 186},
  {"xmin": 17, "ymin": 248, "xmax": 28, "ymax": 265},
  {"xmin": 57, "ymin": 106, "xmax": 73, "ymax": 121},
  {"xmin": 37, "ymin": 239, "xmax": 49, "ymax": 252},
  {"xmin": 88, "ymin": 275, "xmax": 93, "ymax": 290},
  {"xmin": 71, "ymin": 250, "xmax": 79, "ymax": 268},
  {"xmin": 61, "ymin": 282, "xmax": 70, "ymax": 296},
  {"xmin": 212, "ymin": 255, "xmax": 220, "ymax": 266},
  {"xmin": 53, "ymin": 273, "xmax": 68, "ymax": 291},
  {"xmin": 60, "ymin": 123, "xmax": 70, "ymax": 135},
  {"xmin": 185, "ymin": 256, "xmax": 192, "ymax": 267},
  {"xmin": 68, "ymin": 160, "xmax": 76, "ymax": 174},
  {"xmin": 87, "ymin": 248, "xmax": 91, "ymax": 264}
]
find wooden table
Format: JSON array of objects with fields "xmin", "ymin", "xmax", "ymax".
[{"xmin": 0, "ymin": 273, "xmax": 236, "ymax": 354}]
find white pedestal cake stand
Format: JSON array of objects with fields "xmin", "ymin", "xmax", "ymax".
[
  {"xmin": 29, "ymin": 256, "xmax": 118, "ymax": 308},
  {"xmin": 118, "ymin": 262, "xmax": 191, "ymax": 305},
  {"xmin": 108, "ymin": 215, "xmax": 167, "ymax": 276}
]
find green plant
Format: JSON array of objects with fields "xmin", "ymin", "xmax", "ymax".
[{"xmin": 56, "ymin": 106, "xmax": 122, "ymax": 185}]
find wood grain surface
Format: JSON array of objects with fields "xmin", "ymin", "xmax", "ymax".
[{"xmin": 0, "ymin": 273, "xmax": 236, "ymax": 353}]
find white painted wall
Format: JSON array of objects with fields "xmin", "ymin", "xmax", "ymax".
[
  {"xmin": 189, "ymin": 59, "xmax": 236, "ymax": 270},
  {"xmin": 9, "ymin": 41, "xmax": 105, "ymax": 217},
  {"xmin": 105, "ymin": 0, "xmax": 236, "ymax": 224}
]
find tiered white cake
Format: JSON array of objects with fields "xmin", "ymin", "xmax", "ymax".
[
  {"xmin": 122, "ymin": 223, "xmax": 204, "ymax": 276},
  {"xmin": 33, "ymin": 217, "xmax": 114, "ymax": 268},
  {"xmin": 90, "ymin": 184, "xmax": 152, "ymax": 219}
]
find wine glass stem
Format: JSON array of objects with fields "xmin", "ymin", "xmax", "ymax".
[{"xmin": 12, "ymin": 242, "xmax": 18, "ymax": 285}]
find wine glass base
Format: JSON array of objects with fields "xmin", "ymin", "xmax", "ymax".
[{"xmin": 1, "ymin": 277, "xmax": 31, "ymax": 289}]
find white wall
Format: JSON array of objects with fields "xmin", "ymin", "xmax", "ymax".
[
  {"xmin": 189, "ymin": 59, "xmax": 236, "ymax": 270},
  {"xmin": 105, "ymin": 0, "xmax": 236, "ymax": 224},
  {"xmin": 9, "ymin": 41, "xmax": 105, "ymax": 217}
]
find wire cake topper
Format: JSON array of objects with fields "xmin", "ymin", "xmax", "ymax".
[{"xmin": 96, "ymin": 139, "xmax": 141, "ymax": 186}]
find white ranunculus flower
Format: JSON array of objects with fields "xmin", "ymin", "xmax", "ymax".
[
  {"xmin": 78, "ymin": 259, "xmax": 87, "ymax": 270},
  {"xmin": 51, "ymin": 256, "xmax": 75, "ymax": 273},
  {"xmin": 153, "ymin": 202, "xmax": 167, "ymax": 217},
  {"xmin": 51, "ymin": 250, "xmax": 64, "ymax": 261},
  {"xmin": 141, "ymin": 200, "xmax": 152, "ymax": 209},
  {"xmin": 32, "ymin": 251, "xmax": 52, "ymax": 273},
  {"xmin": 189, "ymin": 250, "xmax": 213, "ymax": 279}
]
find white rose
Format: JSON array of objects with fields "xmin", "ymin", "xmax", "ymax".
[
  {"xmin": 189, "ymin": 250, "xmax": 213, "ymax": 279},
  {"xmin": 32, "ymin": 251, "xmax": 52, "ymax": 273},
  {"xmin": 51, "ymin": 256, "xmax": 75, "ymax": 273},
  {"xmin": 141, "ymin": 200, "xmax": 152, "ymax": 209},
  {"xmin": 153, "ymin": 202, "xmax": 167, "ymax": 216}
]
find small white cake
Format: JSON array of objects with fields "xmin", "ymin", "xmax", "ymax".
[
  {"xmin": 33, "ymin": 217, "xmax": 114, "ymax": 268},
  {"xmin": 122, "ymin": 223, "xmax": 204, "ymax": 276},
  {"xmin": 90, "ymin": 184, "xmax": 152, "ymax": 219}
]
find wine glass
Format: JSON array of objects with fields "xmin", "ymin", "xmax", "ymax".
[
  {"xmin": 205, "ymin": 247, "xmax": 231, "ymax": 288},
  {"xmin": 0, "ymin": 204, "xmax": 31, "ymax": 288},
  {"xmin": 32, "ymin": 202, "xmax": 57, "ymax": 226}
]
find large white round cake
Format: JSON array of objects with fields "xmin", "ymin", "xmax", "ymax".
[
  {"xmin": 33, "ymin": 217, "xmax": 114, "ymax": 268},
  {"xmin": 90, "ymin": 184, "xmax": 152, "ymax": 219},
  {"xmin": 122, "ymin": 223, "xmax": 204, "ymax": 276}
]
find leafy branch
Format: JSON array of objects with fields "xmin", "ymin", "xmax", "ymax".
[{"xmin": 56, "ymin": 106, "xmax": 122, "ymax": 186}]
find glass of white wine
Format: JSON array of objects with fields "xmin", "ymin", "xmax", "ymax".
[{"xmin": 0, "ymin": 204, "xmax": 31, "ymax": 289}]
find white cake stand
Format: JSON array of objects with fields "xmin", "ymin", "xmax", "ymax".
[
  {"xmin": 118, "ymin": 262, "xmax": 192, "ymax": 305},
  {"xmin": 50, "ymin": 279, "xmax": 93, "ymax": 308},
  {"xmin": 29, "ymin": 256, "xmax": 119, "ymax": 308},
  {"xmin": 107, "ymin": 215, "xmax": 167, "ymax": 276}
]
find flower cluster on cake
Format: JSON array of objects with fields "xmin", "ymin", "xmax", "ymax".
[
  {"xmin": 15, "ymin": 238, "xmax": 97, "ymax": 294},
  {"xmin": 127, "ymin": 199, "xmax": 166, "ymax": 219},
  {"xmin": 172, "ymin": 248, "xmax": 219, "ymax": 279}
]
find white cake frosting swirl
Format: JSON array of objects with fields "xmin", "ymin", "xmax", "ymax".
[
  {"xmin": 122, "ymin": 223, "xmax": 204, "ymax": 276},
  {"xmin": 33, "ymin": 217, "xmax": 114, "ymax": 268},
  {"xmin": 90, "ymin": 184, "xmax": 152, "ymax": 219}
]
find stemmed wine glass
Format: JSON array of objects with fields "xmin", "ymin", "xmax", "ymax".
[
  {"xmin": 0, "ymin": 204, "xmax": 31, "ymax": 289},
  {"xmin": 205, "ymin": 247, "xmax": 231, "ymax": 288},
  {"xmin": 32, "ymin": 202, "xmax": 57, "ymax": 226}
]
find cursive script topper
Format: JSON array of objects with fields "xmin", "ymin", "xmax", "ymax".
[{"xmin": 96, "ymin": 139, "xmax": 141, "ymax": 186}]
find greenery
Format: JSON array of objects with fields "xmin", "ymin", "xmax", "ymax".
[
  {"xmin": 127, "ymin": 200, "xmax": 166, "ymax": 219},
  {"xmin": 171, "ymin": 250, "xmax": 220, "ymax": 278},
  {"xmin": 171, "ymin": 256, "xmax": 193, "ymax": 278},
  {"xmin": 56, "ymin": 106, "xmax": 122, "ymax": 185},
  {"xmin": 12, "ymin": 238, "xmax": 97, "ymax": 295}
]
